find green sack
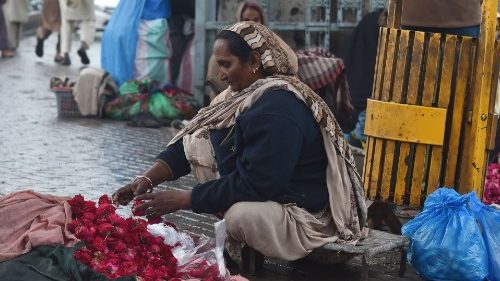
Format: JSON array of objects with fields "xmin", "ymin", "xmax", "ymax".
[
  {"xmin": 147, "ymin": 92, "xmax": 180, "ymax": 119},
  {"xmin": 118, "ymin": 81, "xmax": 139, "ymax": 96}
]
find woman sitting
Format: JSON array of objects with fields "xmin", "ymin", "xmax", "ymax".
[{"xmin": 112, "ymin": 21, "xmax": 367, "ymax": 269}]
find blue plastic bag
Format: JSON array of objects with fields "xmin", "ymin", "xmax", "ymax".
[
  {"xmin": 401, "ymin": 188, "xmax": 488, "ymax": 281},
  {"xmin": 101, "ymin": 0, "xmax": 145, "ymax": 86},
  {"xmin": 469, "ymin": 195, "xmax": 500, "ymax": 281}
]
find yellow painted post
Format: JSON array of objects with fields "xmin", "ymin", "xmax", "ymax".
[
  {"xmin": 426, "ymin": 35, "xmax": 457, "ymax": 195},
  {"xmin": 468, "ymin": 0, "xmax": 499, "ymax": 197}
]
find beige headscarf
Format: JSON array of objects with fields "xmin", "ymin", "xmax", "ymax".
[{"xmin": 170, "ymin": 22, "xmax": 367, "ymax": 243}]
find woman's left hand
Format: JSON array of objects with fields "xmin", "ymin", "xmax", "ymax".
[{"xmin": 133, "ymin": 190, "xmax": 192, "ymax": 218}]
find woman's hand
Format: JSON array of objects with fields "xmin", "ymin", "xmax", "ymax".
[
  {"xmin": 134, "ymin": 190, "xmax": 192, "ymax": 218},
  {"xmin": 112, "ymin": 179, "xmax": 151, "ymax": 206}
]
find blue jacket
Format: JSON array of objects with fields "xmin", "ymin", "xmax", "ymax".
[{"xmin": 158, "ymin": 89, "xmax": 329, "ymax": 213}]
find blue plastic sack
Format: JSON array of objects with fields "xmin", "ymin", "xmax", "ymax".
[
  {"xmin": 401, "ymin": 188, "xmax": 488, "ymax": 281},
  {"xmin": 101, "ymin": 0, "xmax": 145, "ymax": 86},
  {"xmin": 469, "ymin": 195, "xmax": 500, "ymax": 281}
]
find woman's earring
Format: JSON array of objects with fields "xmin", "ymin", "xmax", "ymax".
[{"xmin": 253, "ymin": 68, "xmax": 258, "ymax": 74}]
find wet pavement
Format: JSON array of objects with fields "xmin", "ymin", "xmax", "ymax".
[{"xmin": 0, "ymin": 34, "xmax": 421, "ymax": 281}]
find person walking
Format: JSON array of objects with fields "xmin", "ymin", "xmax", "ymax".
[
  {"xmin": 1, "ymin": 0, "xmax": 29, "ymax": 56},
  {"xmin": 58, "ymin": 0, "xmax": 95, "ymax": 66},
  {"xmin": 35, "ymin": 0, "xmax": 63, "ymax": 63},
  {"xmin": 0, "ymin": 0, "xmax": 14, "ymax": 58},
  {"xmin": 401, "ymin": 0, "xmax": 481, "ymax": 37}
]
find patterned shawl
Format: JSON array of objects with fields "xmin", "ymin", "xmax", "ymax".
[{"xmin": 169, "ymin": 22, "xmax": 367, "ymax": 242}]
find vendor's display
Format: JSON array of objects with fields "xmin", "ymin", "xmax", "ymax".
[
  {"xmin": 67, "ymin": 194, "xmax": 229, "ymax": 281},
  {"xmin": 105, "ymin": 79, "xmax": 199, "ymax": 124},
  {"xmin": 0, "ymin": 191, "xmax": 243, "ymax": 281}
]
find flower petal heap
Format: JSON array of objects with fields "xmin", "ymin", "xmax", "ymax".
[
  {"xmin": 484, "ymin": 163, "xmax": 500, "ymax": 205},
  {"xmin": 68, "ymin": 194, "xmax": 177, "ymax": 280},
  {"xmin": 67, "ymin": 194, "xmax": 226, "ymax": 281}
]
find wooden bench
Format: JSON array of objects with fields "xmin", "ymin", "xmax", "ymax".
[
  {"xmin": 246, "ymin": 228, "xmax": 409, "ymax": 281},
  {"xmin": 309, "ymin": 229, "xmax": 408, "ymax": 281}
]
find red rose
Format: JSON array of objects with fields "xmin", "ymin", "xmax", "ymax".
[
  {"xmin": 141, "ymin": 265, "xmax": 167, "ymax": 281},
  {"xmin": 81, "ymin": 212, "xmax": 97, "ymax": 223},
  {"xmin": 119, "ymin": 260, "xmax": 138, "ymax": 276},
  {"xmin": 132, "ymin": 200, "xmax": 146, "ymax": 216},
  {"xmin": 98, "ymin": 195, "xmax": 112, "ymax": 206},
  {"xmin": 113, "ymin": 240, "xmax": 127, "ymax": 253},
  {"xmin": 96, "ymin": 204, "xmax": 116, "ymax": 220},
  {"xmin": 108, "ymin": 213, "xmax": 124, "ymax": 225},
  {"xmin": 97, "ymin": 223, "xmax": 114, "ymax": 235},
  {"xmin": 67, "ymin": 220, "xmax": 80, "ymax": 233},
  {"xmin": 77, "ymin": 225, "xmax": 97, "ymax": 242},
  {"xmin": 206, "ymin": 264, "xmax": 221, "ymax": 279},
  {"xmin": 112, "ymin": 226, "xmax": 126, "ymax": 237},
  {"xmin": 91, "ymin": 236, "xmax": 108, "ymax": 253},
  {"xmin": 74, "ymin": 247, "xmax": 93, "ymax": 265},
  {"xmin": 150, "ymin": 244, "xmax": 161, "ymax": 254}
]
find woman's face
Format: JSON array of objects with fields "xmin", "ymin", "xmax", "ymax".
[
  {"xmin": 241, "ymin": 7, "xmax": 263, "ymax": 24},
  {"xmin": 213, "ymin": 39, "xmax": 256, "ymax": 92}
]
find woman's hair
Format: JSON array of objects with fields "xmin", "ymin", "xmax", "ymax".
[{"xmin": 215, "ymin": 30, "xmax": 253, "ymax": 63}]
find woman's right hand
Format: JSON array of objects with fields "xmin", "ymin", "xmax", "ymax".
[{"xmin": 112, "ymin": 179, "xmax": 151, "ymax": 206}]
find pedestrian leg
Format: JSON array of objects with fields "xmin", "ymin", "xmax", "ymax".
[
  {"xmin": 77, "ymin": 20, "xmax": 95, "ymax": 65},
  {"xmin": 35, "ymin": 26, "xmax": 52, "ymax": 57},
  {"xmin": 60, "ymin": 19, "xmax": 73, "ymax": 65},
  {"xmin": 5, "ymin": 21, "xmax": 22, "ymax": 50}
]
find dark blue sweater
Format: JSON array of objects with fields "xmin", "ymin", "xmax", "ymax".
[{"xmin": 157, "ymin": 89, "xmax": 329, "ymax": 213}]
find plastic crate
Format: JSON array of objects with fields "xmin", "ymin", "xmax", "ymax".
[{"xmin": 53, "ymin": 88, "xmax": 81, "ymax": 117}]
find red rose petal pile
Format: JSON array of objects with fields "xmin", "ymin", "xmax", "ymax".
[
  {"xmin": 484, "ymin": 163, "xmax": 500, "ymax": 205},
  {"xmin": 67, "ymin": 194, "xmax": 224, "ymax": 281}
]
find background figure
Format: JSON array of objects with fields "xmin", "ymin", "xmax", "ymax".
[
  {"xmin": 401, "ymin": 0, "xmax": 481, "ymax": 37},
  {"xmin": 58, "ymin": 0, "xmax": 95, "ymax": 66},
  {"xmin": 340, "ymin": 10, "xmax": 386, "ymax": 149},
  {"xmin": 2, "ymin": 0, "xmax": 29, "ymax": 54},
  {"xmin": 101, "ymin": 0, "xmax": 172, "ymax": 87},
  {"xmin": 35, "ymin": 0, "xmax": 62, "ymax": 62},
  {"xmin": 169, "ymin": 0, "xmax": 194, "ymax": 84},
  {"xmin": 134, "ymin": 0, "xmax": 172, "ymax": 85},
  {"xmin": 205, "ymin": 0, "xmax": 266, "ymax": 102},
  {"xmin": 0, "ymin": 0, "xmax": 14, "ymax": 58}
]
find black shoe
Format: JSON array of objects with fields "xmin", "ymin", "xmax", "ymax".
[
  {"xmin": 35, "ymin": 38, "xmax": 44, "ymax": 57},
  {"xmin": 77, "ymin": 48, "xmax": 90, "ymax": 65},
  {"xmin": 127, "ymin": 112, "xmax": 162, "ymax": 128},
  {"xmin": 60, "ymin": 54, "xmax": 71, "ymax": 66}
]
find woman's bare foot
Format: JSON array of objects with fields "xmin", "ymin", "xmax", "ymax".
[
  {"xmin": 1, "ymin": 49, "xmax": 15, "ymax": 58},
  {"xmin": 54, "ymin": 53, "xmax": 63, "ymax": 63}
]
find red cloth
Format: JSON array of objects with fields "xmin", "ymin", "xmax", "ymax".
[
  {"xmin": 296, "ymin": 47, "xmax": 346, "ymax": 91},
  {"xmin": 0, "ymin": 190, "xmax": 78, "ymax": 262}
]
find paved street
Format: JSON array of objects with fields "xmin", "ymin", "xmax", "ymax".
[{"xmin": 0, "ymin": 34, "xmax": 421, "ymax": 281}]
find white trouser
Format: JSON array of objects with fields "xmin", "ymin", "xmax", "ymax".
[
  {"xmin": 5, "ymin": 21, "xmax": 22, "ymax": 50},
  {"xmin": 60, "ymin": 19, "xmax": 95, "ymax": 54}
]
